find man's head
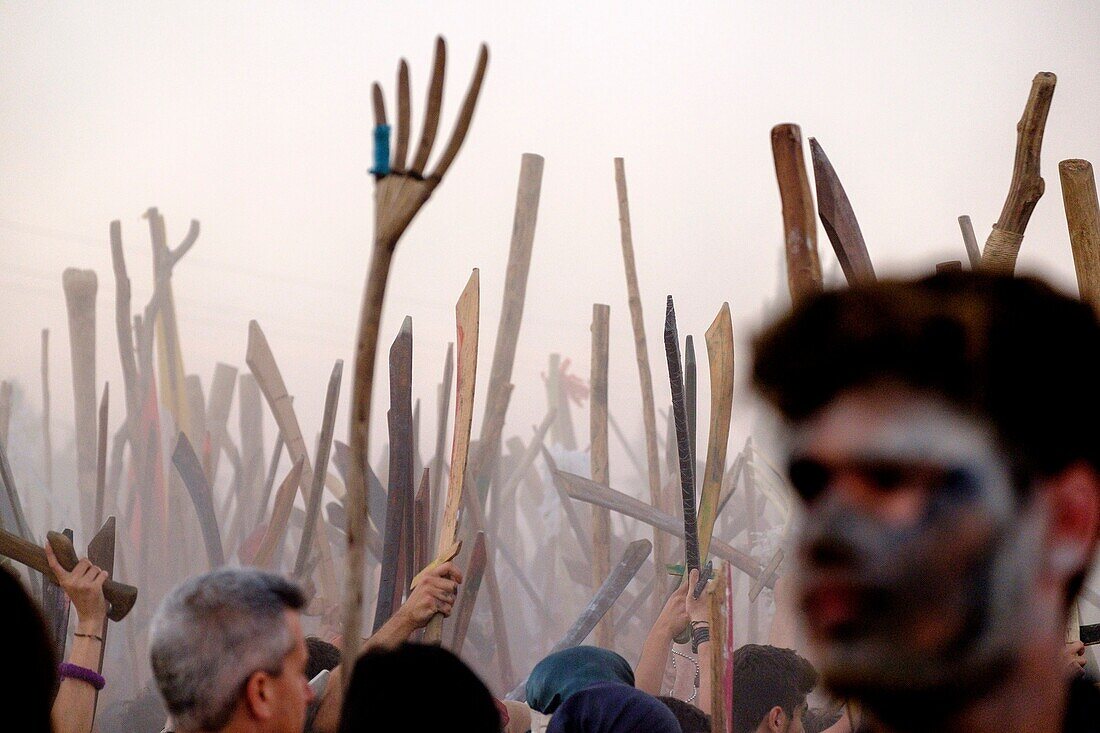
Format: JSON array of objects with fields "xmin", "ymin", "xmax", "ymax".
[
  {"xmin": 733, "ymin": 644, "xmax": 817, "ymax": 733},
  {"xmin": 150, "ymin": 568, "xmax": 312, "ymax": 733},
  {"xmin": 753, "ymin": 272, "xmax": 1100, "ymax": 720}
]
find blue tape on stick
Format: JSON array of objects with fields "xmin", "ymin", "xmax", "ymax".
[{"xmin": 371, "ymin": 124, "xmax": 391, "ymax": 176}]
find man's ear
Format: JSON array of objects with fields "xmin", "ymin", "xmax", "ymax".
[
  {"xmin": 1043, "ymin": 463, "xmax": 1100, "ymax": 579},
  {"xmin": 243, "ymin": 670, "xmax": 276, "ymax": 721},
  {"xmin": 764, "ymin": 705, "xmax": 786, "ymax": 732}
]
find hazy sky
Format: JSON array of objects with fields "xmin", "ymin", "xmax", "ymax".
[{"xmin": 3, "ymin": 1, "xmax": 1099, "ymax": 495}]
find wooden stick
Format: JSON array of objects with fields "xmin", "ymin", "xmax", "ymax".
[
  {"xmin": 614, "ymin": 157, "xmax": 667, "ymax": 622},
  {"xmin": 245, "ymin": 322, "xmax": 338, "ymax": 605},
  {"xmin": 809, "ymin": 137, "xmax": 876, "ymax": 284},
  {"xmin": 294, "ymin": 360, "xmax": 343, "ymax": 580},
  {"xmin": 469, "ymin": 153, "xmax": 545, "ymax": 500},
  {"xmin": 344, "ymin": 39, "xmax": 488, "ymax": 680},
  {"xmin": 708, "ymin": 562, "xmax": 731, "ymax": 733},
  {"xmin": 173, "ymin": 433, "xmax": 226, "ymax": 569},
  {"xmin": 431, "ymin": 343, "xmax": 454, "ymax": 546},
  {"xmin": 448, "ymin": 530, "xmax": 486, "ymax": 654},
  {"xmin": 94, "ymin": 384, "xmax": 109, "ymax": 530},
  {"xmin": 541, "ymin": 447, "xmax": 593, "ymax": 556},
  {"xmin": 423, "ymin": 270, "xmax": 480, "ymax": 644},
  {"xmin": 413, "ymin": 468, "xmax": 431, "ymax": 575},
  {"xmin": 255, "ymin": 434, "xmax": 284, "ymax": 529},
  {"xmin": 590, "ymin": 304, "xmax": 613, "ymax": 647},
  {"xmin": 556, "ymin": 469, "xmax": 776, "ymax": 588},
  {"xmin": 1058, "ymin": 159, "xmax": 1100, "ymax": 313},
  {"xmin": 771, "ymin": 124, "xmax": 822, "ymax": 304},
  {"xmin": 957, "ymin": 215, "xmax": 982, "ymax": 270},
  {"xmin": 204, "ymin": 363, "xmax": 238, "ymax": 484},
  {"xmin": 63, "ymin": 268, "xmax": 99, "ymax": 538},
  {"xmin": 40, "ymin": 329, "xmax": 53, "ymax": 526},
  {"xmin": 252, "ymin": 458, "xmax": 305, "ymax": 569},
  {"xmin": 980, "ymin": 72, "xmax": 1057, "ymax": 274},
  {"xmin": 0, "ymin": 382, "xmax": 10, "ymax": 452}
]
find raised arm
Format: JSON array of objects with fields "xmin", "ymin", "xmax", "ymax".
[
  {"xmin": 635, "ymin": 574, "xmax": 689, "ymax": 695},
  {"xmin": 311, "ymin": 561, "xmax": 463, "ymax": 733},
  {"xmin": 46, "ymin": 542, "xmax": 107, "ymax": 733}
]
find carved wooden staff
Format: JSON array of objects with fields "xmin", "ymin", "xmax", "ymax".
[
  {"xmin": 63, "ymin": 267, "xmax": 98, "ymax": 537},
  {"xmin": 204, "ymin": 363, "xmax": 238, "ymax": 484},
  {"xmin": 294, "ymin": 360, "xmax": 343, "ymax": 586},
  {"xmin": 447, "ymin": 530, "xmax": 486, "ymax": 654},
  {"xmin": 343, "ymin": 39, "xmax": 488, "ymax": 679},
  {"xmin": 980, "ymin": 73, "xmax": 1057, "ymax": 274},
  {"xmin": 613, "ymin": 157, "xmax": 667, "ymax": 620},
  {"xmin": 375, "ymin": 320, "xmax": 414, "ymax": 631},
  {"xmin": 469, "ymin": 153, "xmax": 545, "ymax": 501},
  {"xmin": 246, "ymin": 322, "xmax": 338, "ymax": 608},
  {"xmin": 809, "ymin": 137, "xmax": 876, "ymax": 284},
  {"xmin": 430, "ymin": 343, "xmax": 454, "ymax": 542},
  {"xmin": 172, "ymin": 433, "xmax": 226, "ymax": 569},
  {"xmin": 1058, "ymin": 159, "xmax": 1100, "ymax": 313},
  {"xmin": 771, "ymin": 124, "xmax": 822, "ymax": 304},
  {"xmin": 418, "ymin": 270, "xmax": 480, "ymax": 645},
  {"xmin": 590, "ymin": 304, "xmax": 613, "ymax": 646},
  {"xmin": 664, "ymin": 297, "xmax": 702, "ymax": 578},
  {"xmin": 695, "ymin": 304, "xmax": 733, "ymax": 555},
  {"xmin": 251, "ymin": 458, "xmax": 305, "ymax": 569},
  {"xmin": 556, "ymin": 470, "xmax": 777, "ymax": 588}
]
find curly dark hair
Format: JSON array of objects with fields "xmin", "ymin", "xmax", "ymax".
[{"xmin": 753, "ymin": 271, "xmax": 1100, "ymax": 481}]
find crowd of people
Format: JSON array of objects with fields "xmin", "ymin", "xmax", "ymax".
[{"xmin": 5, "ymin": 270, "xmax": 1097, "ymax": 732}]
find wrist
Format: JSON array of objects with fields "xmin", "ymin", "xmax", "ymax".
[{"xmin": 76, "ymin": 618, "xmax": 105, "ymax": 634}]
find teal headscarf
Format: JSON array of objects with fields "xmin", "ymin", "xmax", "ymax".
[{"xmin": 525, "ymin": 646, "xmax": 635, "ymax": 714}]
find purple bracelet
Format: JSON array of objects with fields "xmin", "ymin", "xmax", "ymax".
[{"xmin": 58, "ymin": 662, "xmax": 105, "ymax": 691}]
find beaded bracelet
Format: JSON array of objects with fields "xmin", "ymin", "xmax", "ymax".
[
  {"xmin": 58, "ymin": 662, "xmax": 106, "ymax": 690},
  {"xmin": 690, "ymin": 621, "xmax": 711, "ymax": 653}
]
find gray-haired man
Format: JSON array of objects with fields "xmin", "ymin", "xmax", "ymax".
[{"xmin": 150, "ymin": 564, "xmax": 461, "ymax": 733}]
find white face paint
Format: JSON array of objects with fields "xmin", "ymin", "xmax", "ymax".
[{"xmin": 783, "ymin": 386, "xmax": 1046, "ymax": 724}]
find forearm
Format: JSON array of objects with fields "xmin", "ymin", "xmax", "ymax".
[
  {"xmin": 311, "ymin": 613, "xmax": 419, "ymax": 733},
  {"xmin": 636, "ymin": 621, "xmax": 676, "ymax": 695},
  {"xmin": 51, "ymin": 621, "xmax": 104, "ymax": 733},
  {"xmin": 696, "ymin": 635, "xmax": 712, "ymax": 715}
]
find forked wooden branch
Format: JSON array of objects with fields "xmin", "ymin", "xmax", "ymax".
[
  {"xmin": 343, "ymin": 38, "xmax": 489, "ymax": 680},
  {"xmin": 1058, "ymin": 159, "xmax": 1100, "ymax": 313},
  {"xmin": 980, "ymin": 72, "xmax": 1057, "ymax": 274},
  {"xmin": 771, "ymin": 124, "xmax": 822, "ymax": 304}
]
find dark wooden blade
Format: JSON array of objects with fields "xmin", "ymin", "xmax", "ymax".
[
  {"xmin": 172, "ymin": 432, "xmax": 226, "ymax": 568},
  {"xmin": 664, "ymin": 297, "xmax": 700, "ymax": 574},
  {"xmin": 809, "ymin": 137, "xmax": 876, "ymax": 284}
]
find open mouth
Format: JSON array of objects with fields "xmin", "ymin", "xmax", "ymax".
[{"xmin": 801, "ymin": 576, "xmax": 877, "ymax": 640}]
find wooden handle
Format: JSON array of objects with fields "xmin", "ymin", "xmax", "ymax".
[
  {"xmin": 1059, "ymin": 159, "xmax": 1100, "ymax": 313},
  {"xmin": 0, "ymin": 529, "xmax": 137, "ymax": 621}
]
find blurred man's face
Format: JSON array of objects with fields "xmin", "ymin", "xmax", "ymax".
[
  {"xmin": 269, "ymin": 611, "xmax": 314, "ymax": 733},
  {"xmin": 785, "ymin": 387, "xmax": 1042, "ymax": 699}
]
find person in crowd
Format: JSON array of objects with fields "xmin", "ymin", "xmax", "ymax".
[
  {"xmin": 658, "ymin": 695, "xmax": 711, "ymax": 732},
  {"xmin": 752, "ymin": 271, "xmax": 1100, "ymax": 732},
  {"xmin": 338, "ymin": 643, "xmax": 500, "ymax": 732},
  {"xmin": 149, "ymin": 562, "xmax": 461, "ymax": 733},
  {"xmin": 1, "ymin": 565, "xmax": 55, "ymax": 733},
  {"xmin": 545, "ymin": 682, "xmax": 681, "ymax": 733},
  {"xmin": 731, "ymin": 644, "xmax": 817, "ymax": 733}
]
